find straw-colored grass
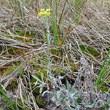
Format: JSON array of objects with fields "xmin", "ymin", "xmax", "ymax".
[{"xmin": 0, "ymin": 0, "xmax": 110, "ymax": 110}]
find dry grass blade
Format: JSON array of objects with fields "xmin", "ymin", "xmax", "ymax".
[{"xmin": 0, "ymin": 0, "xmax": 110, "ymax": 110}]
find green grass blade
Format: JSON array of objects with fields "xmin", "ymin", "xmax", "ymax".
[
  {"xmin": 95, "ymin": 49, "xmax": 110, "ymax": 88},
  {"xmin": 12, "ymin": 64, "xmax": 25, "ymax": 80},
  {"xmin": 0, "ymin": 86, "xmax": 15, "ymax": 110},
  {"xmin": 26, "ymin": 0, "xmax": 30, "ymax": 5}
]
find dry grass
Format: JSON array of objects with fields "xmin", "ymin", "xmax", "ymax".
[{"xmin": 0, "ymin": 0, "xmax": 110, "ymax": 110}]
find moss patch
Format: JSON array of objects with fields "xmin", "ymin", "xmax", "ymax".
[
  {"xmin": 6, "ymin": 80, "xmax": 17, "ymax": 90},
  {"xmin": 100, "ymin": 87, "xmax": 108, "ymax": 93},
  {"xmin": 36, "ymin": 95, "xmax": 46, "ymax": 107},
  {"xmin": 80, "ymin": 45, "xmax": 100, "ymax": 57}
]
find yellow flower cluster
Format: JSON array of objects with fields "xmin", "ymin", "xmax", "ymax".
[
  {"xmin": 65, "ymin": 101, "xmax": 69, "ymax": 106},
  {"xmin": 38, "ymin": 9, "xmax": 51, "ymax": 16}
]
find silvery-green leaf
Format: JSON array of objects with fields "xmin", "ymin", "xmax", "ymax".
[
  {"xmin": 40, "ymin": 87, "xmax": 43, "ymax": 93},
  {"xmin": 85, "ymin": 104, "xmax": 95, "ymax": 108},
  {"xmin": 40, "ymin": 72, "xmax": 44, "ymax": 82},
  {"xmin": 57, "ymin": 91, "xmax": 61, "ymax": 99},
  {"xmin": 32, "ymin": 75, "xmax": 42, "ymax": 83}
]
